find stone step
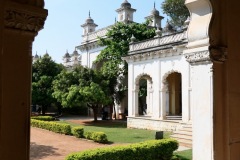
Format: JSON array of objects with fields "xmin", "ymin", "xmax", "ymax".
[
  {"xmin": 176, "ymin": 139, "xmax": 192, "ymax": 148},
  {"xmin": 171, "ymin": 124, "xmax": 192, "ymax": 148},
  {"xmin": 171, "ymin": 134, "xmax": 192, "ymax": 140},
  {"xmin": 178, "ymin": 127, "xmax": 192, "ymax": 132},
  {"xmin": 166, "ymin": 116, "xmax": 182, "ymax": 120},
  {"xmin": 174, "ymin": 131, "xmax": 192, "ymax": 136}
]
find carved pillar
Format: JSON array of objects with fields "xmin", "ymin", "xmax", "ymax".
[
  {"xmin": 133, "ymin": 86, "xmax": 139, "ymax": 116},
  {"xmin": 0, "ymin": 1, "xmax": 47, "ymax": 159},
  {"xmin": 160, "ymin": 83, "xmax": 168, "ymax": 120},
  {"xmin": 184, "ymin": 0, "xmax": 213, "ymax": 159}
]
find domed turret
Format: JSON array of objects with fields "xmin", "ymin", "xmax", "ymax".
[
  {"xmin": 116, "ymin": 0, "xmax": 136, "ymax": 23},
  {"xmin": 121, "ymin": 0, "xmax": 131, "ymax": 8},
  {"xmin": 145, "ymin": 2, "xmax": 164, "ymax": 28},
  {"xmin": 81, "ymin": 11, "xmax": 98, "ymax": 35},
  {"xmin": 32, "ymin": 52, "xmax": 40, "ymax": 63},
  {"xmin": 162, "ymin": 20, "xmax": 175, "ymax": 36},
  {"xmin": 85, "ymin": 17, "xmax": 94, "ymax": 24},
  {"xmin": 151, "ymin": 3, "xmax": 160, "ymax": 16}
]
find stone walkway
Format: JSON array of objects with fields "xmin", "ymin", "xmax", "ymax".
[{"xmin": 30, "ymin": 127, "xmax": 113, "ymax": 160}]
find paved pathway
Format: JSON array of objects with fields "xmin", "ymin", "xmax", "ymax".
[{"xmin": 30, "ymin": 127, "xmax": 112, "ymax": 160}]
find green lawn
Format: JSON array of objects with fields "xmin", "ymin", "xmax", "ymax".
[
  {"xmin": 58, "ymin": 120, "xmax": 172, "ymax": 143},
  {"xmin": 174, "ymin": 149, "xmax": 192, "ymax": 160}
]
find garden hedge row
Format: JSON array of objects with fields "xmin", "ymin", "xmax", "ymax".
[
  {"xmin": 84, "ymin": 131, "xmax": 108, "ymax": 143},
  {"xmin": 31, "ymin": 116, "xmax": 55, "ymax": 121},
  {"xmin": 72, "ymin": 127, "xmax": 84, "ymax": 138},
  {"xmin": 65, "ymin": 139, "xmax": 178, "ymax": 160},
  {"xmin": 31, "ymin": 119, "xmax": 71, "ymax": 135},
  {"xmin": 31, "ymin": 120, "xmax": 108, "ymax": 143}
]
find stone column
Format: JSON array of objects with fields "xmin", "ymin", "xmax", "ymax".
[
  {"xmin": 184, "ymin": 0, "xmax": 213, "ymax": 159},
  {"xmin": 0, "ymin": 1, "xmax": 47, "ymax": 159},
  {"xmin": 160, "ymin": 83, "xmax": 168, "ymax": 120},
  {"xmin": 133, "ymin": 87, "xmax": 139, "ymax": 116}
]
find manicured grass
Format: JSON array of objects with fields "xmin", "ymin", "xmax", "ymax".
[
  {"xmin": 58, "ymin": 120, "xmax": 172, "ymax": 143},
  {"xmin": 174, "ymin": 149, "xmax": 192, "ymax": 160}
]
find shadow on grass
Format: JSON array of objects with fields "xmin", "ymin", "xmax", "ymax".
[
  {"xmin": 174, "ymin": 149, "xmax": 192, "ymax": 160},
  {"xmin": 30, "ymin": 142, "xmax": 61, "ymax": 160},
  {"xmin": 69, "ymin": 120, "xmax": 127, "ymax": 129}
]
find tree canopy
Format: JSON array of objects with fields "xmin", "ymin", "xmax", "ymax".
[
  {"xmin": 52, "ymin": 66, "xmax": 112, "ymax": 121},
  {"xmin": 95, "ymin": 21, "xmax": 156, "ymax": 104},
  {"xmin": 32, "ymin": 54, "xmax": 64, "ymax": 115},
  {"xmin": 161, "ymin": 0, "xmax": 190, "ymax": 27}
]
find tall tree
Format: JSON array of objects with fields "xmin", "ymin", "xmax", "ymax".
[
  {"xmin": 32, "ymin": 54, "xmax": 64, "ymax": 115},
  {"xmin": 52, "ymin": 66, "xmax": 112, "ymax": 121},
  {"xmin": 95, "ymin": 21, "xmax": 155, "ymax": 105},
  {"xmin": 161, "ymin": 0, "xmax": 190, "ymax": 27}
]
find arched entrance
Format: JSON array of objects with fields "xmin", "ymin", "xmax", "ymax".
[
  {"xmin": 135, "ymin": 74, "xmax": 153, "ymax": 116},
  {"xmin": 162, "ymin": 71, "xmax": 182, "ymax": 120}
]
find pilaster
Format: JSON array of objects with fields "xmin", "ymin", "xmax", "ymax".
[{"xmin": 0, "ymin": 1, "xmax": 47, "ymax": 159}]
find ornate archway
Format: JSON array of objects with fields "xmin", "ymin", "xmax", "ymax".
[
  {"xmin": 162, "ymin": 70, "xmax": 182, "ymax": 120},
  {"xmin": 134, "ymin": 73, "xmax": 153, "ymax": 116}
]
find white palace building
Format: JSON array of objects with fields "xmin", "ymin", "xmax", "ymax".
[{"xmin": 61, "ymin": 0, "xmax": 215, "ymax": 149}]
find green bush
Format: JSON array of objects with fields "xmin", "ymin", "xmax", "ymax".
[
  {"xmin": 72, "ymin": 127, "xmax": 84, "ymax": 138},
  {"xmin": 31, "ymin": 116, "xmax": 55, "ymax": 121},
  {"xmin": 66, "ymin": 139, "xmax": 178, "ymax": 160},
  {"xmin": 31, "ymin": 119, "xmax": 71, "ymax": 135},
  {"xmin": 84, "ymin": 131, "xmax": 108, "ymax": 143}
]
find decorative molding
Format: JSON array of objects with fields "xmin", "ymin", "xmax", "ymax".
[
  {"xmin": 135, "ymin": 73, "xmax": 153, "ymax": 86},
  {"xmin": 4, "ymin": 2, "xmax": 47, "ymax": 33},
  {"xmin": 78, "ymin": 41, "xmax": 101, "ymax": 52},
  {"xmin": 162, "ymin": 69, "xmax": 181, "ymax": 85},
  {"xmin": 184, "ymin": 50, "xmax": 210, "ymax": 64},
  {"xmin": 82, "ymin": 25, "xmax": 113, "ymax": 42},
  {"xmin": 122, "ymin": 48, "xmax": 179, "ymax": 63},
  {"xmin": 129, "ymin": 31, "xmax": 186, "ymax": 53},
  {"xmin": 209, "ymin": 46, "xmax": 227, "ymax": 63}
]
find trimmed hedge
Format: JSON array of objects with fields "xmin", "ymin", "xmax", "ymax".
[
  {"xmin": 31, "ymin": 116, "xmax": 55, "ymax": 121},
  {"xmin": 66, "ymin": 139, "xmax": 178, "ymax": 160},
  {"xmin": 31, "ymin": 119, "xmax": 71, "ymax": 135},
  {"xmin": 72, "ymin": 127, "xmax": 84, "ymax": 138},
  {"xmin": 84, "ymin": 131, "xmax": 108, "ymax": 143}
]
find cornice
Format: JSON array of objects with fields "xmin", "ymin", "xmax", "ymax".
[
  {"xmin": 184, "ymin": 50, "xmax": 211, "ymax": 64},
  {"xmin": 4, "ymin": 1, "xmax": 47, "ymax": 33},
  {"xmin": 122, "ymin": 48, "xmax": 179, "ymax": 62}
]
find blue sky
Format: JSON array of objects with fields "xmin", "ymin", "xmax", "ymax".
[{"xmin": 33, "ymin": 0, "xmax": 167, "ymax": 63}]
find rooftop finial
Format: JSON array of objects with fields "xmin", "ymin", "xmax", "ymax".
[
  {"xmin": 89, "ymin": 10, "xmax": 91, "ymax": 17},
  {"xmin": 154, "ymin": 2, "xmax": 156, "ymax": 8}
]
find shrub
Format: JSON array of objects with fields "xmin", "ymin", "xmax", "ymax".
[
  {"xmin": 65, "ymin": 139, "xmax": 178, "ymax": 160},
  {"xmin": 31, "ymin": 116, "xmax": 55, "ymax": 121},
  {"xmin": 72, "ymin": 127, "xmax": 84, "ymax": 138},
  {"xmin": 31, "ymin": 119, "xmax": 71, "ymax": 135},
  {"xmin": 84, "ymin": 131, "xmax": 108, "ymax": 143}
]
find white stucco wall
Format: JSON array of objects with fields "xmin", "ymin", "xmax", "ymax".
[
  {"xmin": 127, "ymin": 52, "xmax": 191, "ymax": 123},
  {"xmin": 80, "ymin": 46, "xmax": 105, "ymax": 68}
]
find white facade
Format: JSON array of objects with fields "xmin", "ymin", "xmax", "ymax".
[{"xmin": 123, "ymin": 29, "xmax": 193, "ymax": 131}]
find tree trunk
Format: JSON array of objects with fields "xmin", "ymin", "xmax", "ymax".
[
  {"xmin": 92, "ymin": 105, "xmax": 98, "ymax": 122},
  {"xmin": 42, "ymin": 106, "xmax": 47, "ymax": 115}
]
